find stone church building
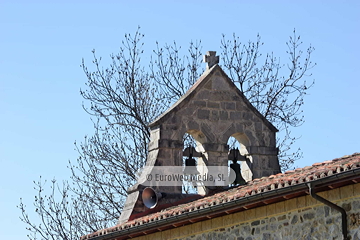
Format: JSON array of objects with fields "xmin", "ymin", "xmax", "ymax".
[{"xmin": 81, "ymin": 52, "xmax": 360, "ymax": 240}]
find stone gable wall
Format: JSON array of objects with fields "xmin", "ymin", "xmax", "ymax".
[
  {"xmin": 149, "ymin": 68, "xmax": 280, "ymax": 182},
  {"xmin": 132, "ymin": 183, "xmax": 360, "ymax": 240},
  {"xmin": 119, "ymin": 66, "xmax": 281, "ymax": 223},
  {"xmin": 156, "ymin": 69, "xmax": 275, "ymax": 147}
]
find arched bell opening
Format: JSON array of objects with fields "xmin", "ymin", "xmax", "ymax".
[
  {"xmin": 227, "ymin": 134, "xmax": 252, "ymax": 184},
  {"xmin": 182, "ymin": 131, "xmax": 207, "ymax": 195}
]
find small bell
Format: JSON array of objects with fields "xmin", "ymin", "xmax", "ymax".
[{"xmin": 230, "ymin": 161, "xmax": 246, "ymax": 186}]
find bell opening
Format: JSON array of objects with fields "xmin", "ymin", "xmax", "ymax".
[
  {"xmin": 182, "ymin": 133, "xmax": 202, "ymax": 194},
  {"xmin": 227, "ymin": 136, "xmax": 246, "ymax": 186}
]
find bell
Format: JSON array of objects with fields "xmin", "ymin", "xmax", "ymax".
[
  {"xmin": 183, "ymin": 155, "xmax": 198, "ymax": 175},
  {"xmin": 230, "ymin": 161, "xmax": 246, "ymax": 186}
]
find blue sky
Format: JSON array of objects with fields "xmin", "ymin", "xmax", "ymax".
[{"xmin": 0, "ymin": 1, "xmax": 359, "ymax": 239}]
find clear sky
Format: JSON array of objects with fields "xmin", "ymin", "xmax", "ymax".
[{"xmin": 0, "ymin": 1, "xmax": 359, "ymax": 239}]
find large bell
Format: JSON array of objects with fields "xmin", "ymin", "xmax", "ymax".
[{"xmin": 230, "ymin": 161, "xmax": 246, "ymax": 186}]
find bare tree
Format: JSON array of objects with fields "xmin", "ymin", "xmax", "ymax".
[
  {"xmin": 220, "ymin": 30, "xmax": 315, "ymax": 170},
  {"xmin": 18, "ymin": 28, "xmax": 315, "ymax": 239}
]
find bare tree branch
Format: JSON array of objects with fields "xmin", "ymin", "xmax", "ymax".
[{"xmin": 19, "ymin": 28, "xmax": 315, "ymax": 239}]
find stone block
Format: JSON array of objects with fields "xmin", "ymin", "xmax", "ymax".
[
  {"xmin": 187, "ymin": 120, "xmax": 199, "ymax": 130},
  {"xmin": 195, "ymin": 89, "xmax": 211, "ymax": 100},
  {"xmin": 202, "ymin": 143, "xmax": 228, "ymax": 152},
  {"xmin": 231, "ymin": 124, "xmax": 243, "ymax": 135},
  {"xmin": 251, "ymin": 220, "xmax": 260, "ymax": 226},
  {"xmin": 219, "ymin": 111, "xmax": 228, "ymax": 120},
  {"xmin": 236, "ymin": 101, "xmax": 245, "ymax": 111},
  {"xmin": 290, "ymin": 214, "xmax": 299, "ymax": 224},
  {"xmin": 204, "ymin": 80, "xmax": 212, "ymax": 89},
  {"xmin": 225, "ymin": 102, "xmax": 236, "ymax": 110},
  {"xmin": 259, "ymin": 233, "xmax": 270, "ymax": 240},
  {"xmin": 242, "ymin": 224, "xmax": 252, "ymax": 236},
  {"xmin": 193, "ymin": 100, "xmax": 207, "ymax": 107},
  {"xmin": 247, "ymin": 146, "xmax": 278, "ymax": 156},
  {"xmin": 213, "ymin": 76, "xmax": 231, "ymax": 90},
  {"xmin": 231, "ymin": 95, "xmax": 240, "ymax": 101},
  {"xmin": 181, "ymin": 107, "xmax": 197, "ymax": 116},
  {"xmin": 351, "ymin": 199, "xmax": 360, "ymax": 212},
  {"xmin": 157, "ymin": 148, "xmax": 173, "ymax": 159},
  {"xmin": 254, "ymin": 122, "xmax": 262, "ymax": 132},
  {"xmin": 197, "ymin": 109, "xmax": 210, "ymax": 119},
  {"xmin": 158, "ymin": 139, "xmax": 183, "ymax": 149},
  {"xmin": 268, "ymin": 156, "xmax": 280, "ymax": 168},
  {"xmin": 244, "ymin": 130, "xmax": 256, "ymax": 145},
  {"xmin": 208, "ymin": 101, "xmax": 220, "ymax": 109},
  {"xmin": 342, "ymin": 202, "xmax": 352, "ymax": 211},
  {"xmin": 242, "ymin": 112, "xmax": 254, "ymax": 121},
  {"xmin": 210, "ymin": 110, "xmax": 219, "ymax": 121},
  {"xmin": 220, "ymin": 124, "xmax": 235, "ymax": 142},
  {"xmin": 162, "ymin": 123, "xmax": 178, "ymax": 131},
  {"xmin": 251, "ymin": 169, "xmax": 264, "ymax": 180},
  {"xmin": 200, "ymin": 123, "xmax": 216, "ymax": 142},
  {"xmin": 230, "ymin": 112, "xmax": 241, "ymax": 120},
  {"xmin": 211, "ymin": 91, "xmax": 234, "ymax": 101},
  {"xmin": 323, "ymin": 205, "xmax": 330, "ymax": 217},
  {"xmin": 303, "ymin": 212, "xmax": 315, "ymax": 220},
  {"xmin": 169, "ymin": 115, "xmax": 179, "ymax": 124}
]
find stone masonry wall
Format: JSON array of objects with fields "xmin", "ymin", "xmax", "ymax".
[
  {"xmin": 148, "ymin": 67, "xmax": 280, "ymax": 183},
  {"xmin": 133, "ymin": 183, "xmax": 360, "ymax": 240}
]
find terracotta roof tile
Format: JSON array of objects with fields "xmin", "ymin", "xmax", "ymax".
[{"xmin": 81, "ymin": 153, "xmax": 360, "ymax": 240}]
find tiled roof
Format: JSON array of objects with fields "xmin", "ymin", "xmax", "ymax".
[{"xmin": 81, "ymin": 153, "xmax": 360, "ymax": 240}]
